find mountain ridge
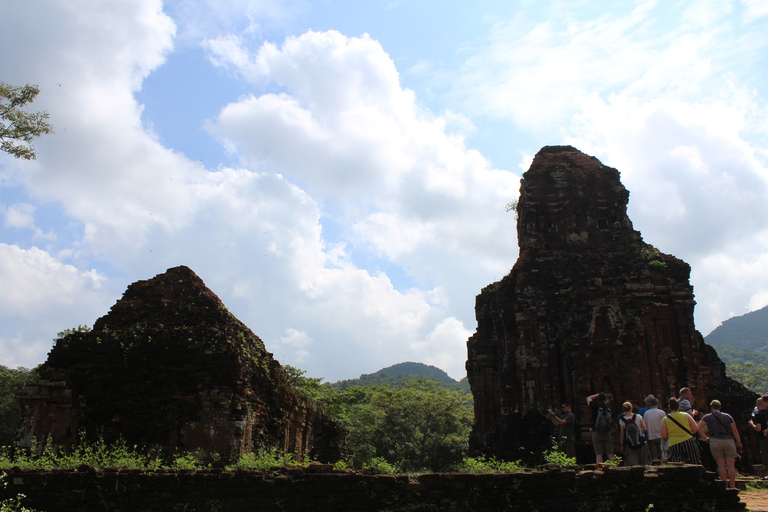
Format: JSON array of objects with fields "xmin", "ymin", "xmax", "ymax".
[
  {"xmin": 704, "ymin": 304, "xmax": 768, "ymax": 351},
  {"xmin": 328, "ymin": 361, "xmax": 470, "ymax": 392}
]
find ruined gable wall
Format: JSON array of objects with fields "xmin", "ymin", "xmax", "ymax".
[
  {"xmin": 466, "ymin": 146, "xmax": 756, "ymax": 463},
  {"xmin": 19, "ymin": 266, "xmax": 346, "ymax": 463}
]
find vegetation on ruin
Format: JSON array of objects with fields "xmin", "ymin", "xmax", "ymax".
[{"xmin": 0, "ymin": 436, "xmax": 570, "ymax": 476}]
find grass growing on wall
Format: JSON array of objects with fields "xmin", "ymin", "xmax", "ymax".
[{"xmin": 1, "ymin": 437, "xmax": 578, "ymax": 476}]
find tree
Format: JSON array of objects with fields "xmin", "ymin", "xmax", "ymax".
[
  {"xmin": 332, "ymin": 378, "xmax": 473, "ymax": 471},
  {"xmin": 1, "ymin": 81, "xmax": 53, "ymax": 160},
  {"xmin": 726, "ymin": 362, "xmax": 768, "ymax": 393},
  {"xmin": 0, "ymin": 365, "xmax": 38, "ymax": 445},
  {"xmin": 285, "ymin": 366, "xmax": 474, "ymax": 472},
  {"xmin": 372, "ymin": 378, "xmax": 473, "ymax": 471}
]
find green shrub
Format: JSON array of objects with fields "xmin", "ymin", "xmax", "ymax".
[
  {"xmin": 363, "ymin": 457, "xmax": 397, "ymax": 474},
  {"xmin": 455, "ymin": 455, "xmax": 524, "ymax": 473},
  {"xmin": 542, "ymin": 448, "xmax": 577, "ymax": 468},
  {"xmin": 225, "ymin": 447, "xmax": 308, "ymax": 471}
]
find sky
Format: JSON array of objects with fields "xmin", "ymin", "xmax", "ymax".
[{"xmin": 1, "ymin": 0, "xmax": 767, "ymax": 382}]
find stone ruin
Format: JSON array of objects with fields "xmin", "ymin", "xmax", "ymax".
[
  {"xmin": 466, "ymin": 145, "xmax": 757, "ymax": 464},
  {"xmin": 18, "ymin": 266, "xmax": 346, "ymax": 463}
]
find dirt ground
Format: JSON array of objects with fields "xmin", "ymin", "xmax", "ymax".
[{"xmin": 740, "ymin": 490, "xmax": 768, "ymax": 511}]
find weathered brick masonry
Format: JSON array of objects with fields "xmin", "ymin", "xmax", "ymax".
[
  {"xmin": 18, "ymin": 266, "xmax": 346, "ymax": 463},
  {"xmin": 466, "ymin": 146, "xmax": 757, "ymax": 464},
  {"xmin": 0, "ymin": 465, "xmax": 745, "ymax": 512}
]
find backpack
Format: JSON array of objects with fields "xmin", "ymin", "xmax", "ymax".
[
  {"xmin": 594, "ymin": 406, "xmax": 612, "ymax": 432},
  {"xmin": 622, "ymin": 414, "xmax": 646, "ymax": 449}
]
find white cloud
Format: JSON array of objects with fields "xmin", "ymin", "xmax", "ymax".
[
  {"xmin": 0, "ymin": 244, "xmax": 118, "ymax": 368},
  {"xmin": 741, "ymin": 0, "xmax": 768, "ymax": 20},
  {"xmin": 274, "ymin": 328, "xmax": 314, "ymax": 364},
  {"xmin": 206, "ymin": 30, "xmax": 519, "ymax": 266},
  {"xmin": 6, "ymin": 0, "xmax": 766, "ymax": 383},
  {"xmin": 566, "ymin": 92, "xmax": 768, "ymax": 335},
  {"xmin": 453, "ymin": 1, "xmax": 766, "ymax": 133},
  {"xmin": 4, "ymin": 204, "xmax": 35, "ymax": 229},
  {"xmin": 411, "ymin": 317, "xmax": 473, "ymax": 379}
]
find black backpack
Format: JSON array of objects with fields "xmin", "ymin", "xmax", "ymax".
[
  {"xmin": 622, "ymin": 414, "xmax": 645, "ymax": 448},
  {"xmin": 595, "ymin": 406, "xmax": 612, "ymax": 432}
]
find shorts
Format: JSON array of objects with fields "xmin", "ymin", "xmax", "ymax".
[
  {"xmin": 592, "ymin": 430, "xmax": 613, "ymax": 456},
  {"xmin": 709, "ymin": 437, "xmax": 737, "ymax": 460}
]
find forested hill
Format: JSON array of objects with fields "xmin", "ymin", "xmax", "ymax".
[
  {"xmin": 704, "ymin": 304, "xmax": 768, "ymax": 351},
  {"xmin": 329, "ymin": 362, "xmax": 470, "ymax": 392}
]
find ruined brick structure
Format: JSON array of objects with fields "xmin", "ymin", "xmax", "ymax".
[
  {"xmin": 19, "ymin": 266, "xmax": 346, "ymax": 463},
  {"xmin": 466, "ymin": 146, "xmax": 756, "ymax": 463}
]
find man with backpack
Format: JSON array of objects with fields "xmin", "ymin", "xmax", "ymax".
[{"xmin": 587, "ymin": 392, "xmax": 615, "ymax": 463}]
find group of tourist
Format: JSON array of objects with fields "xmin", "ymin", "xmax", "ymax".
[{"xmin": 547, "ymin": 388, "xmax": 745, "ymax": 488}]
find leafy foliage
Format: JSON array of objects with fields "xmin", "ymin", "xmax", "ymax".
[
  {"xmin": 455, "ymin": 455, "xmax": 524, "ymax": 473},
  {"xmin": 725, "ymin": 362, "xmax": 768, "ymax": 393},
  {"xmin": 712, "ymin": 345, "xmax": 768, "ymax": 392},
  {"xmin": 361, "ymin": 456, "xmax": 397, "ymax": 474},
  {"xmin": 0, "ymin": 366, "xmax": 38, "ymax": 446},
  {"xmin": 714, "ymin": 344, "xmax": 768, "ymax": 366},
  {"xmin": 225, "ymin": 447, "xmax": 310, "ymax": 471},
  {"xmin": 0, "ymin": 82, "xmax": 53, "ymax": 160},
  {"xmin": 0, "ymin": 436, "xmax": 167, "ymax": 471},
  {"xmin": 292, "ymin": 371, "xmax": 473, "ymax": 472},
  {"xmin": 543, "ymin": 440, "xmax": 577, "ymax": 468},
  {"xmin": 336, "ymin": 378, "xmax": 473, "ymax": 472}
]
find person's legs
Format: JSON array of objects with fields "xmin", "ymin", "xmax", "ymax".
[
  {"xmin": 715, "ymin": 458, "xmax": 727, "ymax": 484},
  {"xmin": 647, "ymin": 438, "xmax": 661, "ymax": 461},
  {"xmin": 725, "ymin": 457, "xmax": 737, "ymax": 488},
  {"xmin": 564, "ymin": 438, "xmax": 576, "ymax": 458},
  {"xmin": 759, "ymin": 437, "xmax": 768, "ymax": 467},
  {"xmin": 593, "ymin": 431, "xmax": 612, "ymax": 463}
]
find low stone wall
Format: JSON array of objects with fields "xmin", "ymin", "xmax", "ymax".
[{"xmin": 0, "ymin": 464, "xmax": 744, "ymax": 512}]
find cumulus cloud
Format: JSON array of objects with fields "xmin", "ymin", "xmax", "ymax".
[
  {"xmin": 566, "ymin": 93, "xmax": 768, "ymax": 334},
  {"xmin": 202, "ymin": 29, "xmax": 521, "ymax": 377},
  {"xmin": 445, "ymin": 0, "xmax": 768, "ymax": 336},
  {"xmin": 0, "ymin": 244, "xmax": 118, "ymax": 367},
  {"xmin": 206, "ymin": 29, "xmax": 518, "ymax": 267},
  {"xmin": 5, "ymin": 0, "xmax": 764, "ymax": 381},
  {"xmin": 2, "ymin": 2, "xmax": 521, "ymax": 380}
]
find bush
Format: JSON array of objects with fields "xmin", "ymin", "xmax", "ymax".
[
  {"xmin": 362, "ymin": 457, "xmax": 397, "ymax": 474},
  {"xmin": 455, "ymin": 455, "xmax": 524, "ymax": 473},
  {"xmin": 225, "ymin": 447, "xmax": 310, "ymax": 471}
]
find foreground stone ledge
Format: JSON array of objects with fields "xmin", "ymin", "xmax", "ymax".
[{"xmin": 0, "ymin": 465, "xmax": 745, "ymax": 511}]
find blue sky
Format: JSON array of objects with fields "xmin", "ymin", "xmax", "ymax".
[{"xmin": 1, "ymin": 0, "xmax": 767, "ymax": 381}]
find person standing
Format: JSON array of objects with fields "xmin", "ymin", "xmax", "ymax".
[
  {"xmin": 638, "ymin": 395, "xmax": 655, "ymax": 417},
  {"xmin": 661, "ymin": 397, "xmax": 701, "ymax": 464},
  {"xmin": 678, "ymin": 388, "xmax": 698, "ymax": 418},
  {"xmin": 698, "ymin": 400, "xmax": 742, "ymax": 488},
  {"xmin": 748, "ymin": 396, "xmax": 768, "ymax": 470},
  {"xmin": 619, "ymin": 401, "xmax": 650, "ymax": 466},
  {"xmin": 548, "ymin": 402, "xmax": 576, "ymax": 457},
  {"xmin": 587, "ymin": 392, "xmax": 615, "ymax": 463},
  {"xmin": 643, "ymin": 397, "xmax": 666, "ymax": 461}
]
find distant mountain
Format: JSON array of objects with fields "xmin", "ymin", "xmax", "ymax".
[
  {"xmin": 704, "ymin": 304, "xmax": 768, "ymax": 351},
  {"xmin": 329, "ymin": 362, "xmax": 470, "ymax": 392},
  {"xmin": 712, "ymin": 344, "xmax": 768, "ymax": 367}
]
